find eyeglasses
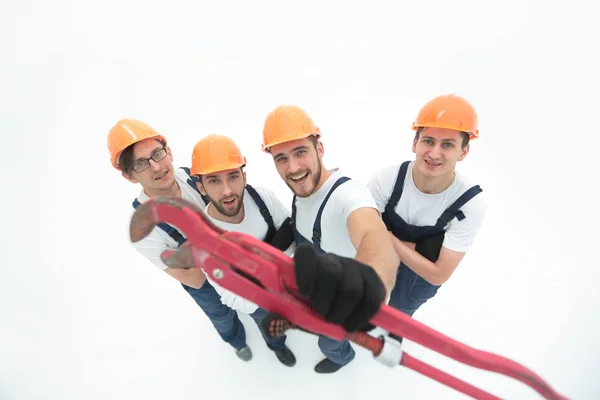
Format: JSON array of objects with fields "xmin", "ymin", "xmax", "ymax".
[{"xmin": 131, "ymin": 147, "xmax": 168, "ymax": 173}]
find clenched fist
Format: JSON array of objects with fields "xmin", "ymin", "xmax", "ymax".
[{"xmin": 293, "ymin": 244, "xmax": 386, "ymax": 332}]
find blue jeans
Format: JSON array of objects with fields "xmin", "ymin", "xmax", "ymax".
[
  {"xmin": 388, "ymin": 264, "xmax": 441, "ymax": 317},
  {"xmin": 182, "ymin": 280, "xmax": 247, "ymax": 349},
  {"xmin": 182, "ymin": 280, "xmax": 287, "ymax": 351},
  {"xmin": 318, "ymin": 336, "xmax": 355, "ymax": 366}
]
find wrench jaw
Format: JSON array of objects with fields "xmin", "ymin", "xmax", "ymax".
[
  {"xmin": 129, "ymin": 199, "xmax": 160, "ymax": 243},
  {"xmin": 160, "ymin": 242, "xmax": 195, "ymax": 269},
  {"xmin": 129, "ymin": 195, "xmax": 225, "ymax": 242}
]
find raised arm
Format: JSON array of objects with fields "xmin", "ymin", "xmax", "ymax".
[{"xmin": 347, "ymin": 207, "xmax": 400, "ymax": 294}]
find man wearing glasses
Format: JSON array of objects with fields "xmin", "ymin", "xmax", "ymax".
[{"xmin": 107, "ymin": 118, "xmax": 257, "ymax": 362}]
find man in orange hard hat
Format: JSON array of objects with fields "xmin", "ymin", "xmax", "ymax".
[
  {"xmin": 188, "ymin": 133, "xmax": 297, "ymax": 367},
  {"xmin": 106, "ymin": 119, "xmax": 261, "ymax": 362},
  {"xmin": 367, "ymin": 94, "xmax": 488, "ymax": 333},
  {"xmin": 261, "ymin": 105, "xmax": 400, "ymax": 374}
]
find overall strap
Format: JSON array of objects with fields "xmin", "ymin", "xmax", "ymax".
[
  {"xmin": 291, "ymin": 176, "xmax": 352, "ymax": 251},
  {"xmin": 245, "ymin": 184, "xmax": 277, "ymax": 242},
  {"xmin": 291, "ymin": 194, "xmax": 305, "ymax": 246},
  {"xmin": 312, "ymin": 176, "xmax": 351, "ymax": 249},
  {"xmin": 386, "ymin": 161, "xmax": 411, "ymax": 210},
  {"xmin": 292, "ymin": 195, "xmax": 297, "ymax": 222},
  {"xmin": 180, "ymin": 166, "xmax": 210, "ymax": 205},
  {"xmin": 436, "ymin": 185, "xmax": 483, "ymax": 226}
]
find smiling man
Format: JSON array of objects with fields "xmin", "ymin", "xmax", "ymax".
[
  {"xmin": 261, "ymin": 105, "xmax": 400, "ymax": 374},
  {"xmin": 367, "ymin": 94, "xmax": 489, "ymax": 323},
  {"xmin": 188, "ymin": 133, "xmax": 297, "ymax": 367}
]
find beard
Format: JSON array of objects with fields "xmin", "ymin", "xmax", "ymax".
[
  {"xmin": 286, "ymin": 161, "xmax": 322, "ymax": 198},
  {"xmin": 208, "ymin": 192, "xmax": 244, "ymax": 217}
]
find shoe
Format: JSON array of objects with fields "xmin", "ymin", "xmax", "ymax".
[
  {"xmin": 314, "ymin": 358, "xmax": 343, "ymax": 374},
  {"xmin": 235, "ymin": 345, "xmax": 253, "ymax": 361},
  {"xmin": 273, "ymin": 345, "xmax": 296, "ymax": 367}
]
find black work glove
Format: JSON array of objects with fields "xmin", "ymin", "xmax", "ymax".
[
  {"xmin": 293, "ymin": 244, "xmax": 386, "ymax": 332},
  {"xmin": 268, "ymin": 217, "xmax": 294, "ymax": 251},
  {"xmin": 414, "ymin": 231, "xmax": 445, "ymax": 262}
]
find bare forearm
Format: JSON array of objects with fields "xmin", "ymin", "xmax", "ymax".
[
  {"xmin": 389, "ymin": 233, "xmax": 442, "ymax": 285},
  {"xmin": 355, "ymin": 230, "xmax": 400, "ymax": 294}
]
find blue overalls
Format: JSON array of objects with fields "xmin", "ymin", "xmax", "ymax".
[
  {"xmin": 291, "ymin": 176, "xmax": 356, "ymax": 367},
  {"xmin": 382, "ymin": 161, "xmax": 482, "ymax": 317},
  {"xmin": 132, "ymin": 168, "xmax": 285, "ymax": 352}
]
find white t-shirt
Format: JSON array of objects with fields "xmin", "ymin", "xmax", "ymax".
[
  {"xmin": 293, "ymin": 168, "xmax": 379, "ymax": 258},
  {"xmin": 130, "ymin": 167, "xmax": 208, "ymax": 269},
  {"xmin": 203, "ymin": 185, "xmax": 294, "ymax": 314},
  {"xmin": 367, "ymin": 161, "xmax": 488, "ymax": 253}
]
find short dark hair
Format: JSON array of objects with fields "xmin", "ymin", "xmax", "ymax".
[
  {"xmin": 415, "ymin": 127, "xmax": 470, "ymax": 148},
  {"xmin": 119, "ymin": 138, "xmax": 166, "ymax": 175}
]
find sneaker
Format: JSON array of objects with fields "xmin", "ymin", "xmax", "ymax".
[
  {"xmin": 235, "ymin": 345, "xmax": 253, "ymax": 362},
  {"xmin": 273, "ymin": 345, "xmax": 296, "ymax": 367},
  {"xmin": 314, "ymin": 358, "xmax": 343, "ymax": 374}
]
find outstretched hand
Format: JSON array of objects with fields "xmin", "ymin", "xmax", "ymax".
[{"xmin": 293, "ymin": 244, "xmax": 386, "ymax": 332}]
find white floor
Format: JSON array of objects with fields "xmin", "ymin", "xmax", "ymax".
[{"xmin": 2, "ymin": 0, "xmax": 599, "ymax": 398}]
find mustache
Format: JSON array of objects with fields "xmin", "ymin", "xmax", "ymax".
[{"xmin": 219, "ymin": 195, "xmax": 239, "ymax": 202}]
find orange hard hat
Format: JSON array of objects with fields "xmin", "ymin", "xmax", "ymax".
[
  {"xmin": 191, "ymin": 134, "xmax": 247, "ymax": 176},
  {"xmin": 411, "ymin": 94, "xmax": 479, "ymax": 139},
  {"xmin": 107, "ymin": 119, "xmax": 167, "ymax": 170},
  {"xmin": 261, "ymin": 105, "xmax": 321, "ymax": 152}
]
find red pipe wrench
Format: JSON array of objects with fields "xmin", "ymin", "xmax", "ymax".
[{"xmin": 129, "ymin": 196, "xmax": 568, "ymax": 400}]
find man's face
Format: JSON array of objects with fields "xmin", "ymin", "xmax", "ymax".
[
  {"xmin": 412, "ymin": 128, "xmax": 469, "ymax": 179},
  {"xmin": 123, "ymin": 138, "xmax": 176, "ymax": 192},
  {"xmin": 199, "ymin": 168, "xmax": 246, "ymax": 217},
  {"xmin": 270, "ymin": 137, "xmax": 323, "ymax": 198}
]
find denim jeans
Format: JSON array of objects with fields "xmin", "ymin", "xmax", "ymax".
[
  {"xmin": 388, "ymin": 264, "xmax": 441, "ymax": 317},
  {"xmin": 317, "ymin": 336, "xmax": 355, "ymax": 366},
  {"xmin": 182, "ymin": 280, "xmax": 247, "ymax": 350},
  {"xmin": 183, "ymin": 281, "xmax": 288, "ymax": 351}
]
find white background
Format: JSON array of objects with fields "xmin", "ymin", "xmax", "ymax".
[{"xmin": 2, "ymin": 0, "xmax": 599, "ymax": 399}]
